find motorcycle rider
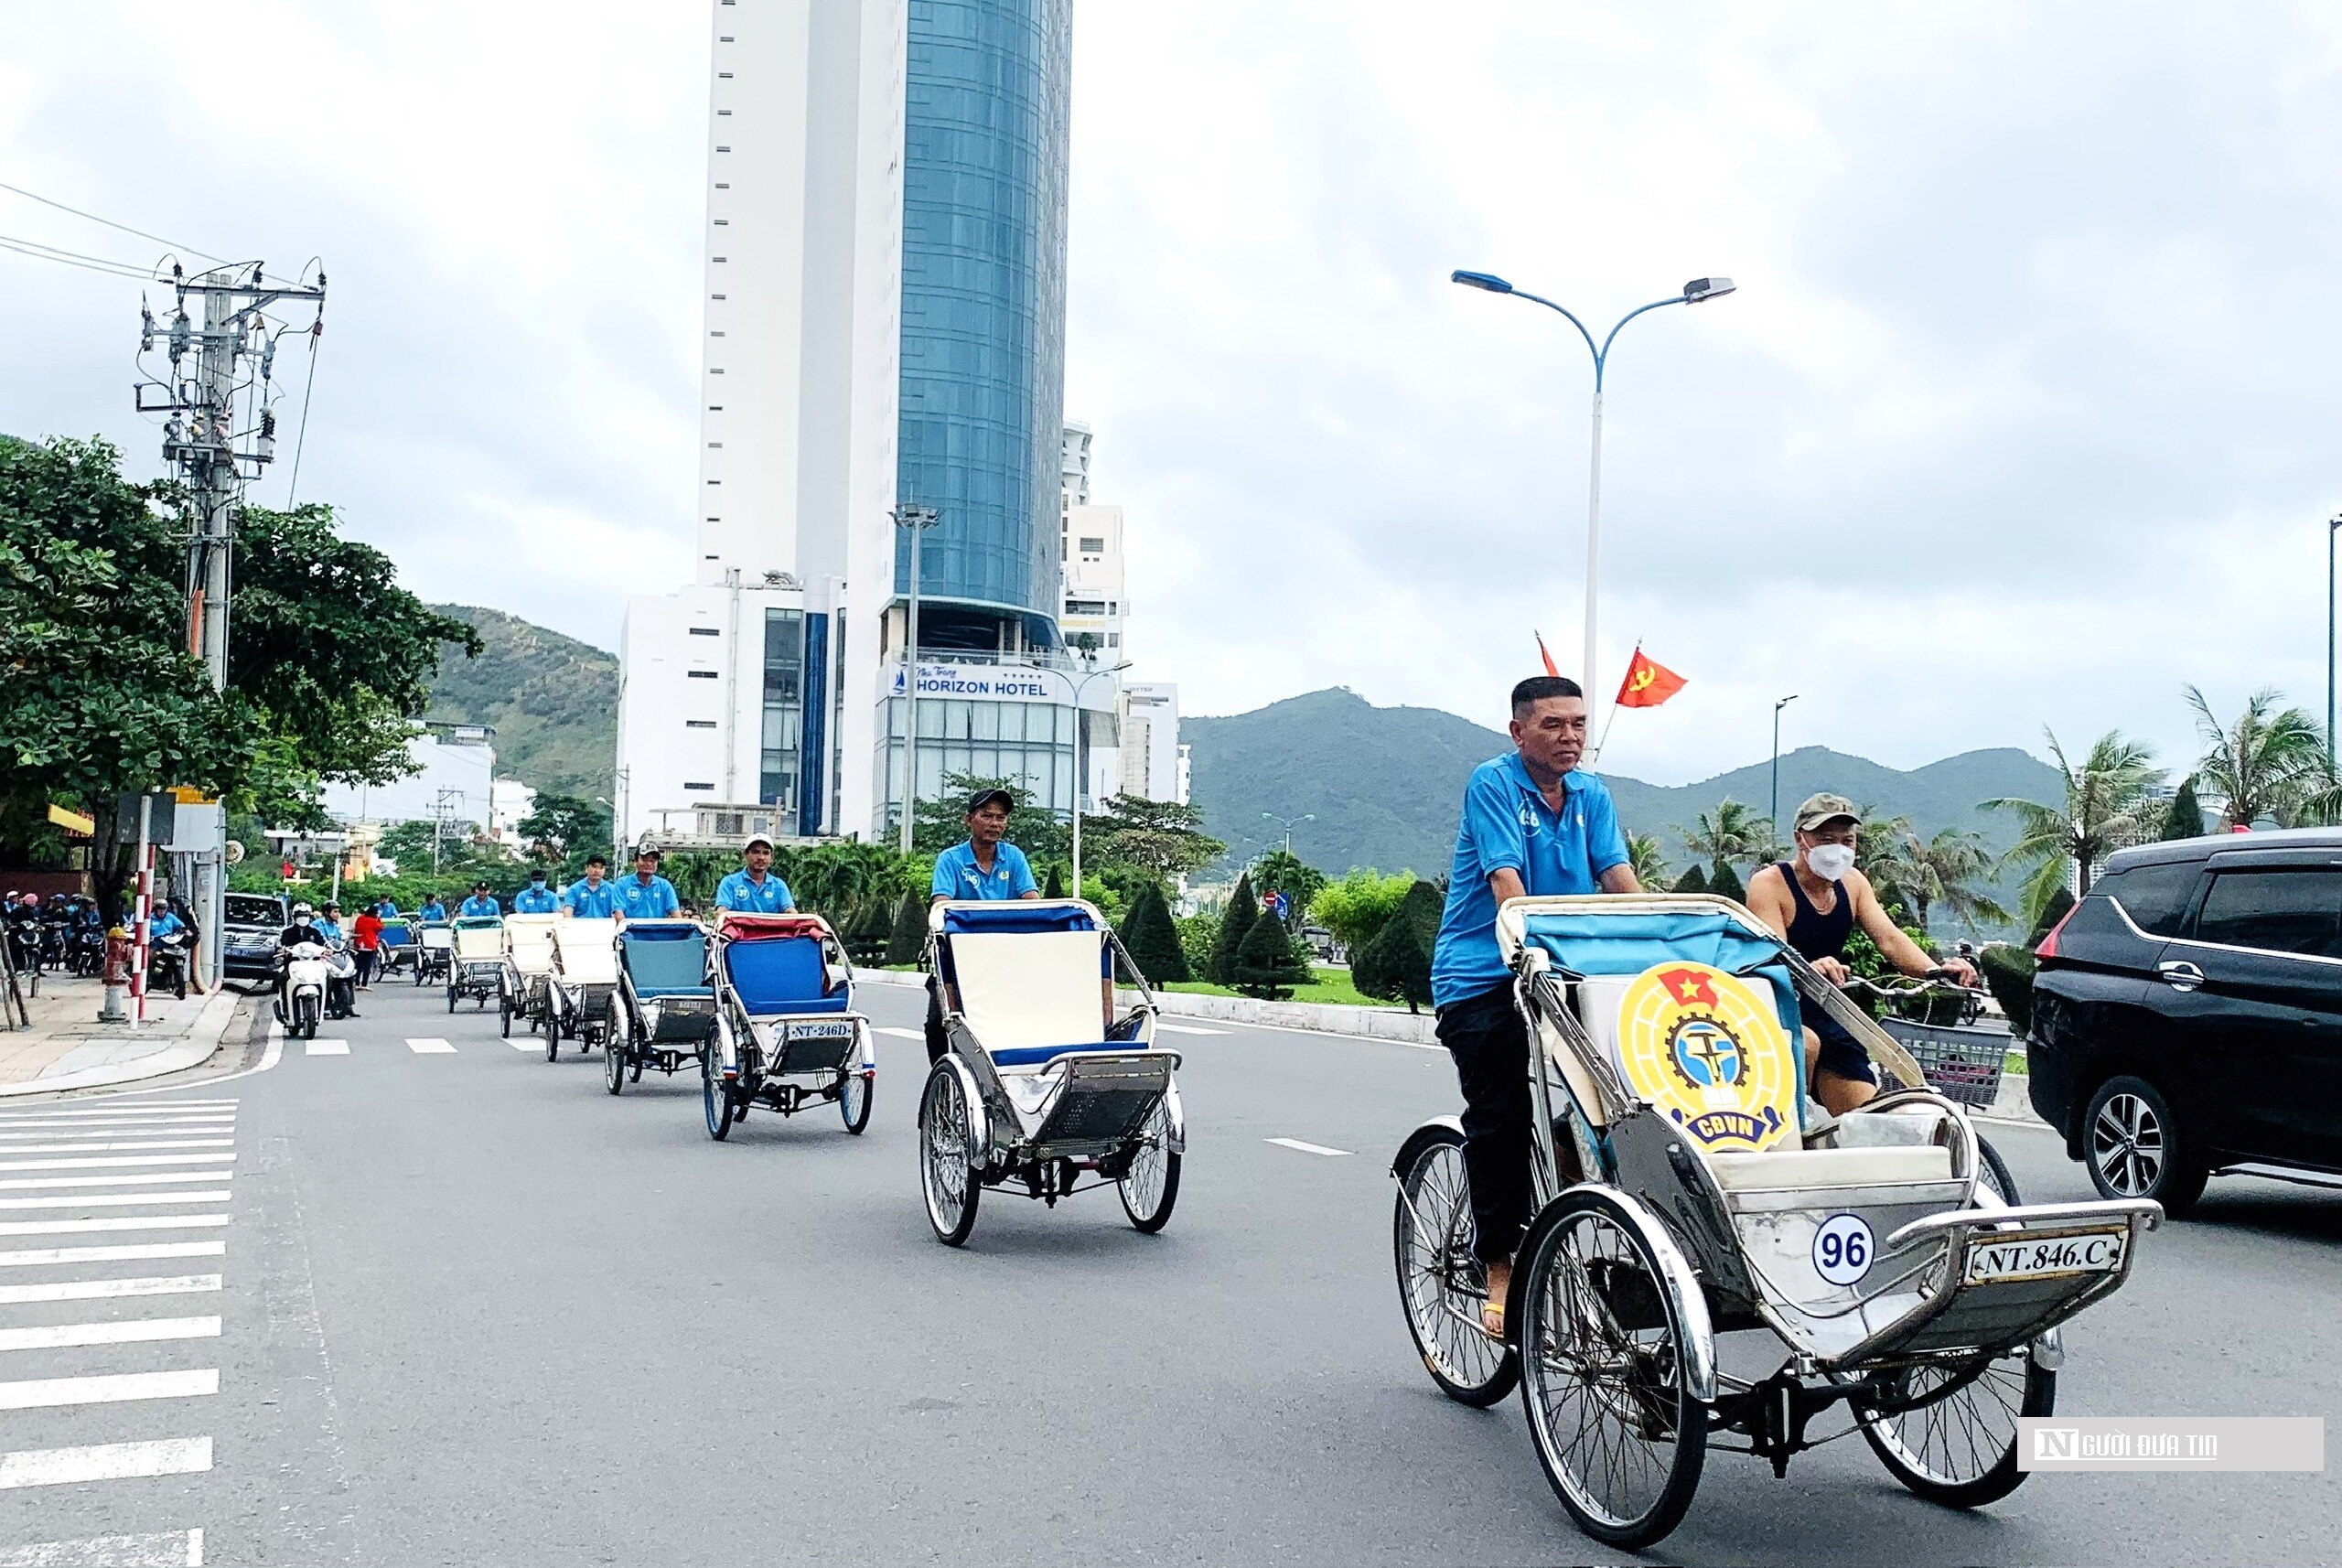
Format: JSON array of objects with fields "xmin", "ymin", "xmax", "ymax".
[
  {"xmin": 274, "ymin": 901, "xmax": 336, "ymax": 1015},
  {"xmin": 316, "ymin": 904, "xmax": 360, "ymax": 1019}
]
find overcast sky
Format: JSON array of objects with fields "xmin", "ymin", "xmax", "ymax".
[{"xmin": 6, "ymin": 3, "xmax": 2340, "ymax": 788}]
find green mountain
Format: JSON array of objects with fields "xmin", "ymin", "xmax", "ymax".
[
  {"xmin": 424, "ymin": 605, "xmax": 618, "ymax": 799},
  {"xmin": 1185, "ymin": 687, "xmax": 2062, "ymax": 898}
]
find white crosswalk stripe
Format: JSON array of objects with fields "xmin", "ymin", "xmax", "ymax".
[
  {"xmin": 404, "ymin": 1038, "xmax": 456, "ymax": 1054},
  {"xmin": 303, "ymin": 1040, "xmax": 348, "ymax": 1056},
  {"xmin": 0, "ymin": 1102, "xmax": 232, "ymax": 1561}
]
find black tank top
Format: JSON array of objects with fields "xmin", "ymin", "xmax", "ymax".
[{"xmin": 1777, "ymin": 861, "xmax": 1853, "ymax": 962}]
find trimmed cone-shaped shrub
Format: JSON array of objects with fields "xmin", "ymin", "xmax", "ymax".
[
  {"xmin": 1707, "ymin": 861, "xmax": 1746, "ymax": 905},
  {"xmin": 1043, "ymin": 864, "xmax": 1066, "ymax": 900},
  {"xmin": 1120, "ymin": 884, "xmax": 1190, "ymax": 984},
  {"xmin": 1979, "ymin": 944, "xmax": 2037, "ymax": 1038},
  {"xmin": 1232, "ymin": 909, "xmax": 1312, "ymax": 999},
  {"xmin": 2030, "ymin": 885, "xmax": 2076, "ymax": 948},
  {"xmin": 1354, "ymin": 878, "xmax": 1439, "ymax": 1013},
  {"xmin": 885, "ymin": 889, "xmax": 926, "ymax": 967},
  {"xmin": 2159, "ymin": 779, "xmax": 2206, "ymax": 842},
  {"xmin": 1210, "ymin": 874, "xmax": 1259, "ymax": 985},
  {"xmin": 1671, "ymin": 864, "xmax": 1709, "ymax": 895},
  {"xmin": 843, "ymin": 901, "xmax": 891, "ymax": 966}
]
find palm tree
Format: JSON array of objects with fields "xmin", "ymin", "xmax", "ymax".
[
  {"xmin": 1677, "ymin": 799, "xmax": 1773, "ymax": 880},
  {"xmin": 1625, "ymin": 832, "xmax": 1671, "ymax": 889},
  {"xmin": 2186, "ymin": 685, "xmax": 2326, "ymax": 829},
  {"xmin": 1851, "ymin": 809, "xmax": 1921, "ymax": 918},
  {"xmin": 1983, "ymin": 728, "xmax": 2163, "ymax": 929},
  {"xmin": 1899, "ymin": 826, "xmax": 2010, "ymax": 932}
]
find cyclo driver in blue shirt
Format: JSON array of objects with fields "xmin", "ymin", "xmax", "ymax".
[
  {"xmin": 458, "ymin": 883, "xmax": 501, "ymax": 918},
  {"xmin": 923, "ymin": 787, "xmax": 1039, "ymax": 1063},
  {"xmin": 715, "ymin": 833, "xmax": 795, "ymax": 914},
  {"xmin": 1429, "ymin": 674, "xmax": 1642, "ymax": 1337},
  {"xmin": 561, "ymin": 855, "xmax": 619, "ymax": 919},
  {"xmin": 617, "ymin": 847, "xmax": 681, "ymax": 922},
  {"xmin": 511, "ymin": 869, "xmax": 561, "ymax": 915}
]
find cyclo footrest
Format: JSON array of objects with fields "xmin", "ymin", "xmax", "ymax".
[{"xmin": 1027, "ymin": 1052, "xmax": 1174, "ymax": 1150}]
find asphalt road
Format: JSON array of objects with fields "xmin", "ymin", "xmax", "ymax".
[{"xmin": 0, "ymin": 975, "xmax": 2336, "ymax": 1567}]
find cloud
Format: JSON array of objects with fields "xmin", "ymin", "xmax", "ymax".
[{"xmin": 5, "ymin": 2, "xmax": 2340, "ymax": 790}]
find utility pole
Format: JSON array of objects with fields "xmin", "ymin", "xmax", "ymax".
[
  {"xmin": 891, "ymin": 505, "xmax": 941, "ymax": 852},
  {"xmin": 137, "ymin": 261, "xmax": 327, "ymax": 991}
]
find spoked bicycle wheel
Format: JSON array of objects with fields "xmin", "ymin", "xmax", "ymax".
[
  {"xmin": 543, "ymin": 1005, "xmax": 561, "ymax": 1062},
  {"xmin": 1116, "ymin": 1098, "xmax": 1180, "ymax": 1234},
  {"xmin": 1517, "ymin": 1189, "xmax": 1708, "ymax": 1551},
  {"xmin": 605, "ymin": 1007, "xmax": 628, "ymax": 1095},
  {"xmin": 1392, "ymin": 1129, "xmax": 1517, "ymax": 1406},
  {"xmin": 700, "ymin": 1047, "xmax": 734, "ymax": 1141},
  {"xmin": 919, "ymin": 1063, "xmax": 980, "ymax": 1246},
  {"xmin": 839, "ymin": 1069, "xmax": 873, "ymax": 1134}
]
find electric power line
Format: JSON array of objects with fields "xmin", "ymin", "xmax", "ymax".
[
  {"xmin": 0, "ymin": 231, "xmax": 157, "ymax": 280},
  {"xmin": 0, "ymin": 179, "xmax": 226, "ymax": 264},
  {"xmin": 285, "ymin": 321, "xmax": 322, "ymax": 506}
]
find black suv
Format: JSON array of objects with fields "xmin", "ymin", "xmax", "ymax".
[
  {"xmin": 2029, "ymin": 828, "xmax": 2342, "ymax": 1215},
  {"xmin": 221, "ymin": 892, "xmax": 289, "ymax": 982}
]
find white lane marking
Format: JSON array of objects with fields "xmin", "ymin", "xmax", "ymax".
[
  {"xmin": 0, "ymin": 1141, "xmax": 233, "ymax": 1155},
  {"xmin": 0, "ymin": 1242, "xmax": 224, "ymax": 1270},
  {"xmin": 0, "ymin": 1173, "xmax": 232, "ymax": 1192},
  {"xmin": 1266, "ymin": 1137, "xmax": 1353, "ymax": 1157},
  {"xmin": 0, "ymin": 1117, "xmax": 236, "ymax": 1131},
  {"xmin": 0, "ymin": 1217, "xmax": 230, "ymax": 1239},
  {"xmin": 0, "ymin": 1437, "xmax": 212, "ymax": 1489},
  {"xmin": 0, "ymin": 1192, "xmax": 231, "ymax": 1212},
  {"xmin": 0, "ymin": 1368, "xmax": 218, "ymax": 1412},
  {"xmin": 0, "ymin": 1528, "xmax": 205, "ymax": 1565},
  {"xmin": 0, "ymin": 1274, "xmax": 220, "ymax": 1305},
  {"xmin": 0, "ymin": 1316, "xmax": 221, "ymax": 1353},
  {"xmin": 304, "ymin": 1039, "xmax": 348, "ymax": 1057},
  {"xmin": 508, "ymin": 1038, "xmax": 535, "ymax": 1051},
  {"xmin": 874, "ymin": 1027, "xmax": 924, "ymax": 1040},
  {"xmin": 1154, "ymin": 1023, "xmax": 1229, "ymax": 1036},
  {"xmin": 0, "ymin": 1104, "xmax": 236, "ymax": 1121},
  {"xmin": 52, "ymin": 1100, "xmax": 238, "ymax": 1108},
  {"xmin": 0, "ymin": 1155, "xmax": 233, "ymax": 1175},
  {"xmin": 404, "ymin": 1038, "xmax": 456, "ymax": 1054}
]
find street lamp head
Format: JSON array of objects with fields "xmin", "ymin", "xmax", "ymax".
[
  {"xmin": 1450, "ymin": 269, "xmax": 1515, "ymax": 295},
  {"xmin": 1683, "ymin": 276, "xmax": 1736, "ymax": 304}
]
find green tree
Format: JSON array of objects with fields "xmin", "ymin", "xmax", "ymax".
[
  {"xmin": 2029, "ymin": 885, "xmax": 2076, "ymax": 948},
  {"xmin": 1352, "ymin": 878, "xmax": 1439, "ymax": 1013},
  {"xmin": 1626, "ymin": 832, "xmax": 1671, "ymax": 889},
  {"xmin": 2158, "ymin": 779, "xmax": 2207, "ymax": 841},
  {"xmin": 1232, "ymin": 909, "xmax": 1312, "ymax": 999},
  {"xmin": 1978, "ymin": 944, "xmax": 2037, "ymax": 1037},
  {"xmin": 886, "ymin": 889, "xmax": 926, "ymax": 966},
  {"xmin": 1210, "ymin": 874, "xmax": 1259, "ymax": 984},
  {"xmin": 911, "ymin": 771, "xmax": 1069, "ymax": 865},
  {"xmin": 2186, "ymin": 685, "xmax": 2326, "ymax": 828},
  {"xmin": 1175, "ymin": 912, "xmax": 1218, "ymax": 981},
  {"xmin": 1671, "ymin": 864, "xmax": 1709, "ymax": 895},
  {"xmin": 1083, "ymin": 794, "xmax": 1226, "ymax": 883},
  {"xmin": 1120, "ymin": 883, "xmax": 1190, "ymax": 984},
  {"xmin": 1310, "ymin": 868, "xmax": 1413, "ymax": 955},
  {"xmin": 1250, "ymin": 849, "xmax": 1327, "ymax": 924},
  {"xmin": 516, "ymin": 793, "xmax": 610, "ymax": 869},
  {"xmin": 1984, "ymin": 728, "xmax": 2162, "ymax": 929},
  {"xmin": 1677, "ymin": 799, "xmax": 1772, "ymax": 881},
  {"xmin": 1042, "ymin": 864, "xmax": 1066, "ymax": 900},
  {"xmin": 1707, "ymin": 860, "xmax": 1746, "ymax": 904},
  {"xmin": 1894, "ymin": 826, "xmax": 2009, "ymax": 932}
]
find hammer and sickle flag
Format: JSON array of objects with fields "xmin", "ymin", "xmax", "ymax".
[{"xmin": 1615, "ymin": 646, "xmax": 1687, "ymax": 709}]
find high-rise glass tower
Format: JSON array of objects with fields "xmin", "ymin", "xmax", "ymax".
[{"xmin": 894, "ymin": 0, "xmax": 1073, "ymax": 644}]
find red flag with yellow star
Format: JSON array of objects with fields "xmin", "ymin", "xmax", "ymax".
[{"xmin": 1615, "ymin": 646, "xmax": 1687, "ymax": 709}]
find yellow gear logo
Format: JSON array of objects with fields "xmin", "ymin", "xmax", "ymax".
[{"xmin": 1614, "ymin": 961, "xmax": 1797, "ymax": 1153}]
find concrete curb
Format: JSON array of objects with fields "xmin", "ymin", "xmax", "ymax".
[
  {"xmin": 851, "ymin": 966, "xmax": 1442, "ymax": 1044},
  {"xmin": 0, "ymin": 989, "xmax": 241, "ymax": 1098}
]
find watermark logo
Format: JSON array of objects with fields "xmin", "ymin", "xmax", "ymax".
[{"xmin": 2019, "ymin": 1418, "xmax": 2322, "ymax": 1472}]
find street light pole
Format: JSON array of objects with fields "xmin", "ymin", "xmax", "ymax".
[
  {"xmin": 891, "ymin": 505, "xmax": 940, "ymax": 852},
  {"xmin": 1060, "ymin": 660, "xmax": 1133, "ymax": 892},
  {"xmin": 1260, "ymin": 811, "xmax": 1315, "ymax": 856},
  {"xmin": 1451, "ymin": 270, "xmax": 1735, "ymax": 753},
  {"xmin": 1770, "ymin": 694, "xmax": 1799, "ymax": 854},
  {"xmin": 2328, "ymin": 516, "xmax": 2340, "ymax": 774}
]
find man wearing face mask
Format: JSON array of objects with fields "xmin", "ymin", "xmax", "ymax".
[{"xmin": 1746, "ymin": 793, "xmax": 1978, "ymax": 1113}]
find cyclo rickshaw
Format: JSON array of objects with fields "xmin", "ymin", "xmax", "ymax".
[
  {"xmin": 604, "ymin": 919, "xmax": 718, "ymax": 1095},
  {"xmin": 446, "ymin": 915, "xmax": 505, "ymax": 1012},
  {"xmin": 376, "ymin": 918, "xmax": 416, "ymax": 980},
  {"xmin": 413, "ymin": 920, "xmax": 454, "ymax": 986},
  {"xmin": 701, "ymin": 912, "xmax": 874, "ymax": 1141},
  {"xmin": 1391, "ymin": 894, "xmax": 2160, "ymax": 1551},
  {"xmin": 499, "ymin": 914, "xmax": 560, "ymax": 1039},
  {"xmin": 543, "ymin": 918, "xmax": 618, "ymax": 1060},
  {"xmin": 918, "ymin": 899, "xmax": 1182, "ymax": 1245}
]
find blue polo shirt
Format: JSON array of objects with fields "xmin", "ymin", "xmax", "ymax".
[
  {"xmin": 562, "ymin": 878, "xmax": 619, "ymax": 919},
  {"xmin": 418, "ymin": 901, "xmax": 447, "ymax": 922},
  {"xmin": 617, "ymin": 874, "xmax": 680, "ymax": 920},
  {"xmin": 511, "ymin": 884, "xmax": 561, "ymax": 914},
  {"xmin": 715, "ymin": 869, "xmax": 795, "ymax": 913},
  {"xmin": 458, "ymin": 895, "xmax": 501, "ymax": 918},
  {"xmin": 1430, "ymin": 753, "xmax": 1630, "ymax": 1009},
  {"xmin": 930, "ymin": 842, "xmax": 1037, "ymax": 901}
]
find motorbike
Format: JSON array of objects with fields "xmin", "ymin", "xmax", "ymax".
[
  {"xmin": 275, "ymin": 941, "xmax": 329, "ymax": 1040},
  {"xmin": 36, "ymin": 917, "xmax": 70, "ymax": 975},
  {"xmin": 324, "ymin": 942, "xmax": 358, "ymax": 1019},
  {"xmin": 70, "ymin": 922, "xmax": 105, "ymax": 978},
  {"xmin": 147, "ymin": 929, "xmax": 191, "ymax": 1000}
]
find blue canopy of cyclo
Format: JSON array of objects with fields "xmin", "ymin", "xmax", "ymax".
[
  {"xmin": 620, "ymin": 923, "xmax": 711, "ymax": 997},
  {"xmin": 1514, "ymin": 909, "xmax": 1802, "ymax": 1041}
]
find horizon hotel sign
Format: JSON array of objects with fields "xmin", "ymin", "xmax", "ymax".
[{"xmin": 888, "ymin": 661, "xmax": 1117, "ymax": 711}]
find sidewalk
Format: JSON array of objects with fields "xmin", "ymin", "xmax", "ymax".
[{"xmin": 0, "ymin": 972, "xmax": 245, "ymax": 1096}]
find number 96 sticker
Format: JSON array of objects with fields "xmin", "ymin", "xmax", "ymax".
[{"xmin": 1811, "ymin": 1213, "xmax": 1875, "ymax": 1286}]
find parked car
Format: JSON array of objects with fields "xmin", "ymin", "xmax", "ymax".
[
  {"xmin": 221, "ymin": 892, "xmax": 289, "ymax": 982},
  {"xmin": 2028, "ymin": 828, "xmax": 2342, "ymax": 1215}
]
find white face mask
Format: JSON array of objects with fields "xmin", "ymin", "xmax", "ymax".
[{"xmin": 1805, "ymin": 843, "xmax": 1856, "ymax": 882}]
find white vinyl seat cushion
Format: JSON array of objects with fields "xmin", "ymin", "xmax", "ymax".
[
  {"xmin": 950, "ymin": 930, "xmax": 1111, "ymax": 1070},
  {"xmin": 550, "ymin": 919, "xmax": 619, "ymax": 983},
  {"xmin": 1707, "ymin": 1145, "xmax": 1954, "ymax": 1191}
]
